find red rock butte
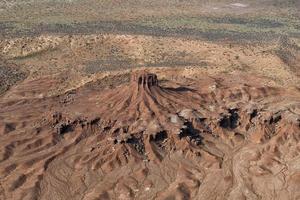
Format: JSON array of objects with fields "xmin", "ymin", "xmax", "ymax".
[
  {"xmin": 131, "ymin": 72, "xmax": 159, "ymax": 88},
  {"xmin": 0, "ymin": 71, "xmax": 299, "ymax": 200}
]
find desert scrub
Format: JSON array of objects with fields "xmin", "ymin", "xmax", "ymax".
[
  {"xmin": 0, "ymin": 64, "xmax": 27, "ymax": 95},
  {"xmin": 136, "ymin": 15, "xmax": 300, "ymax": 38}
]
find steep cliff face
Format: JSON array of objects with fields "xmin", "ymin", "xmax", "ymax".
[{"xmin": 0, "ymin": 71, "xmax": 299, "ymax": 200}]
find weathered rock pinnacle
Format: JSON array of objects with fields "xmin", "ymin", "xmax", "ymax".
[{"xmin": 131, "ymin": 71, "xmax": 159, "ymax": 89}]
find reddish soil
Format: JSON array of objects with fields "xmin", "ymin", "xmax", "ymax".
[{"xmin": 0, "ymin": 71, "xmax": 299, "ymax": 200}]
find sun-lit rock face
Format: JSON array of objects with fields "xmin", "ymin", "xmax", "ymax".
[{"xmin": 131, "ymin": 72, "xmax": 159, "ymax": 88}]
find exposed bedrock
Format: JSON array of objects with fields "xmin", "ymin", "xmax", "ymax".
[{"xmin": 0, "ymin": 72, "xmax": 299, "ymax": 200}]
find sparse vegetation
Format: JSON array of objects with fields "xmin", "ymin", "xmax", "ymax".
[
  {"xmin": 0, "ymin": 64, "xmax": 27, "ymax": 95},
  {"xmin": 0, "ymin": 0, "xmax": 299, "ymax": 42}
]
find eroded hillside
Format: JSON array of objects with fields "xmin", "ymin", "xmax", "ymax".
[
  {"xmin": 0, "ymin": 70, "xmax": 299, "ymax": 199},
  {"xmin": 0, "ymin": 1, "xmax": 300, "ymax": 200}
]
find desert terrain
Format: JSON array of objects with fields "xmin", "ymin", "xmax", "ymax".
[{"xmin": 0, "ymin": 0, "xmax": 300, "ymax": 200}]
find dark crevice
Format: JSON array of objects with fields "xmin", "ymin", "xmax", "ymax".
[
  {"xmin": 150, "ymin": 131, "xmax": 168, "ymax": 142},
  {"xmin": 127, "ymin": 135, "xmax": 145, "ymax": 155},
  {"xmin": 56, "ymin": 123, "xmax": 75, "ymax": 135},
  {"xmin": 179, "ymin": 122, "xmax": 203, "ymax": 145},
  {"xmin": 269, "ymin": 114, "xmax": 282, "ymax": 124},
  {"xmin": 114, "ymin": 133, "xmax": 146, "ymax": 155},
  {"xmin": 150, "ymin": 131, "xmax": 168, "ymax": 149},
  {"xmin": 250, "ymin": 109, "xmax": 258, "ymax": 122},
  {"xmin": 3, "ymin": 123, "xmax": 16, "ymax": 134},
  {"xmin": 219, "ymin": 108, "xmax": 240, "ymax": 129},
  {"xmin": 90, "ymin": 117, "xmax": 101, "ymax": 125}
]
